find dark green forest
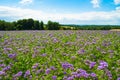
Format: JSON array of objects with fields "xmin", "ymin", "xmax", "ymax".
[{"xmin": 0, "ymin": 18, "xmax": 120, "ymax": 30}]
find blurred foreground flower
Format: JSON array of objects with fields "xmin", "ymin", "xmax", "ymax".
[
  {"xmin": 13, "ymin": 71, "xmax": 22, "ymax": 78},
  {"xmin": 52, "ymin": 75, "xmax": 57, "ymax": 80},
  {"xmin": 98, "ymin": 61, "xmax": 108, "ymax": 70},
  {"xmin": 24, "ymin": 70, "xmax": 30, "ymax": 78},
  {"xmin": 0, "ymin": 71, "xmax": 6, "ymax": 76}
]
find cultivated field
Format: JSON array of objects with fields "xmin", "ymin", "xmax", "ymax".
[
  {"xmin": 110, "ymin": 29, "xmax": 120, "ymax": 31},
  {"xmin": 0, "ymin": 30, "xmax": 120, "ymax": 80}
]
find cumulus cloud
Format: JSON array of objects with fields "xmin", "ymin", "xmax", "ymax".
[
  {"xmin": 114, "ymin": 0, "xmax": 120, "ymax": 5},
  {"xmin": 19, "ymin": 0, "xmax": 33, "ymax": 5},
  {"xmin": 0, "ymin": 6, "xmax": 120, "ymax": 24},
  {"xmin": 91, "ymin": 0, "xmax": 100, "ymax": 8}
]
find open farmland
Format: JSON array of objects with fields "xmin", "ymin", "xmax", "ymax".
[{"xmin": 0, "ymin": 30, "xmax": 120, "ymax": 80}]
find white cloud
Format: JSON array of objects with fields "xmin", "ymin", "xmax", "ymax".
[
  {"xmin": 116, "ymin": 6, "xmax": 120, "ymax": 10},
  {"xmin": 19, "ymin": 0, "xmax": 33, "ymax": 5},
  {"xmin": 91, "ymin": 0, "xmax": 100, "ymax": 8},
  {"xmin": 114, "ymin": 0, "xmax": 120, "ymax": 5},
  {"xmin": 0, "ymin": 6, "xmax": 120, "ymax": 24}
]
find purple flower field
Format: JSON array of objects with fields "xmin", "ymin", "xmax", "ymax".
[{"xmin": 0, "ymin": 30, "xmax": 120, "ymax": 80}]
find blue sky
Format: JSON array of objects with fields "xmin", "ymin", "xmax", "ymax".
[{"xmin": 0, "ymin": 0, "xmax": 120, "ymax": 24}]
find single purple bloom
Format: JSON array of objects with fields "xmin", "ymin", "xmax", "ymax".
[
  {"xmin": 8, "ymin": 53, "xmax": 16, "ymax": 59},
  {"xmin": 64, "ymin": 72, "xmax": 67, "ymax": 74},
  {"xmin": 2, "ymin": 66, "xmax": 11, "ymax": 72},
  {"xmin": 0, "ymin": 64, "xmax": 5, "ymax": 68},
  {"xmin": 108, "ymin": 50, "xmax": 114, "ymax": 53},
  {"xmin": 67, "ymin": 76, "xmax": 74, "ymax": 80},
  {"xmin": 71, "ymin": 72, "xmax": 77, "ymax": 75},
  {"xmin": 24, "ymin": 70, "xmax": 30, "ymax": 78},
  {"xmin": 36, "ymin": 69, "xmax": 42, "ymax": 74},
  {"xmin": 98, "ymin": 66, "xmax": 103, "ymax": 70},
  {"xmin": 82, "ymin": 72, "xmax": 89, "ymax": 78},
  {"xmin": 90, "ymin": 73, "xmax": 96, "ymax": 77},
  {"xmin": 76, "ymin": 73, "xmax": 81, "ymax": 78},
  {"xmin": 4, "ymin": 48, "xmax": 12, "ymax": 51},
  {"xmin": 78, "ymin": 49, "xmax": 85, "ymax": 54},
  {"xmin": 0, "ymin": 71, "xmax": 6, "ymax": 76},
  {"xmin": 32, "ymin": 63, "xmax": 39, "ymax": 69},
  {"xmin": 106, "ymin": 70, "xmax": 112, "ymax": 79},
  {"xmin": 117, "ymin": 77, "xmax": 120, "ymax": 80},
  {"xmin": 98, "ymin": 61, "xmax": 108, "ymax": 70},
  {"xmin": 50, "ymin": 66, "xmax": 56, "ymax": 70},
  {"xmin": 52, "ymin": 75, "xmax": 57, "ymax": 80},
  {"xmin": 62, "ymin": 62, "xmax": 73, "ymax": 69},
  {"xmin": 41, "ymin": 53, "xmax": 47, "ymax": 57},
  {"xmin": 77, "ymin": 69, "xmax": 86, "ymax": 73},
  {"xmin": 90, "ymin": 62, "xmax": 96, "ymax": 69},
  {"xmin": 29, "ymin": 75, "xmax": 32, "ymax": 80},
  {"xmin": 85, "ymin": 60, "xmax": 90, "ymax": 65},
  {"xmin": 53, "ymin": 38, "xmax": 59, "ymax": 43},
  {"xmin": 45, "ymin": 68, "xmax": 51, "ymax": 75},
  {"xmin": 13, "ymin": 71, "xmax": 22, "ymax": 77}
]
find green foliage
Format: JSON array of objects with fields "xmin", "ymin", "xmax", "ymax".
[
  {"xmin": 40, "ymin": 21, "xmax": 44, "ymax": 30},
  {"xmin": 47, "ymin": 21, "xmax": 60, "ymax": 30},
  {"xmin": 0, "ymin": 19, "xmax": 44, "ymax": 30}
]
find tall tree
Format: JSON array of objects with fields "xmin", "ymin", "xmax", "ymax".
[
  {"xmin": 40, "ymin": 21, "xmax": 44, "ymax": 30},
  {"xmin": 34, "ymin": 20, "xmax": 40, "ymax": 30},
  {"xmin": 27, "ymin": 18, "xmax": 34, "ymax": 30},
  {"xmin": 47, "ymin": 21, "xmax": 60, "ymax": 30}
]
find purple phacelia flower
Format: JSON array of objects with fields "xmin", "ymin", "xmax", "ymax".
[
  {"xmin": 90, "ymin": 62, "xmax": 96, "ymax": 69},
  {"xmin": 67, "ymin": 76, "xmax": 74, "ymax": 80},
  {"xmin": 76, "ymin": 73, "xmax": 81, "ymax": 78},
  {"xmin": 8, "ymin": 53, "xmax": 16, "ymax": 59},
  {"xmin": 0, "ymin": 71, "xmax": 6, "ymax": 76},
  {"xmin": 85, "ymin": 60, "xmax": 96, "ymax": 69},
  {"xmin": 2, "ymin": 66, "xmax": 11, "ymax": 72},
  {"xmin": 29, "ymin": 75, "xmax": 32, "ymax": 80},
  {"xmin": 0, "ymin": 64, "xmax": 5, "ymax": 68},
  {"xmin": 24, "ymin": 70, "xmax": 30, "ymax": 78},
  {"xmin": 63, "ymin": 71, "xmax": 67, "ymax": 74},
  {"xmin": 62, "ymin": 62, "xmax": 73, "ymax": 70},
  {"xmin": 85, "ymin": 60, "xmax": 90, "ymax": 65},
  {"xmin": 36, "ymin": 69, "xmax": 42, "ymax": 75},
  {"xmin": 105, "ymin": 69, "xmax": 112, "ymax": 79},
  {"xmin": 76, "ymin": 69, "xmax": 91, "ymax": 78},
  {"xmin": 117, "ymin": 77, "xmax": 120, "ymax": 80},
  {"xmin": 41, "ymin": 53, "xmax": 47, "ymax": 57},
  {"xmin": 52, "ymin": 75, "xmax": 57, "ymax": 80},
  {"xmin": 13, "ymin": 71, "xmax": 22, "ymax": 77},
  {"xmin": 4, "ymin": 48, "xmax": 12, "ymax": 51},
  {"xmin": 77, "ymin": 69, "xmax": 86, "ymax": 73},
  {"xmin": 90, "ymin": 73, "xmax": 96, "ymax": 77},
  {"xmin": 81, "ymin": 72, "xmax": 89, "ymax": 78},
  {"xmin": 53, "ymin": 38, "xmax": 59, "ymax": 43},
  {"xmin": 32, "ymin": 63, "xmax": 39, "ymax": 69},
  {"xmin": 78, "ymin": 49, "xmax": 85, "ymax": 54},
  {"xmin": 50, "ymin": 66, "xmax": 56, "ymax": 70},
  {"xmin": 71, "ymin": 72, "xmax": 77, "ymax": 75},
  {"xmin": 98, "ymin": 61, "xmax": 108, "ymax": 70},
  {"xmin": 45, "ymin": 68, "xmax": 51, "ymax": 75},
  {"xmin": 108, "ymin": 50, "xmax": 114, "ymax": 53}
]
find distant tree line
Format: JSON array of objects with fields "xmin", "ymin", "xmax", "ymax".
[
  {"xmin": 0, "ymin": 18, "xmax": 120, "ymax": 30},
  {"xmin": 0, "ymin": 18, "xmax": 60, "ymax": 30}
]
